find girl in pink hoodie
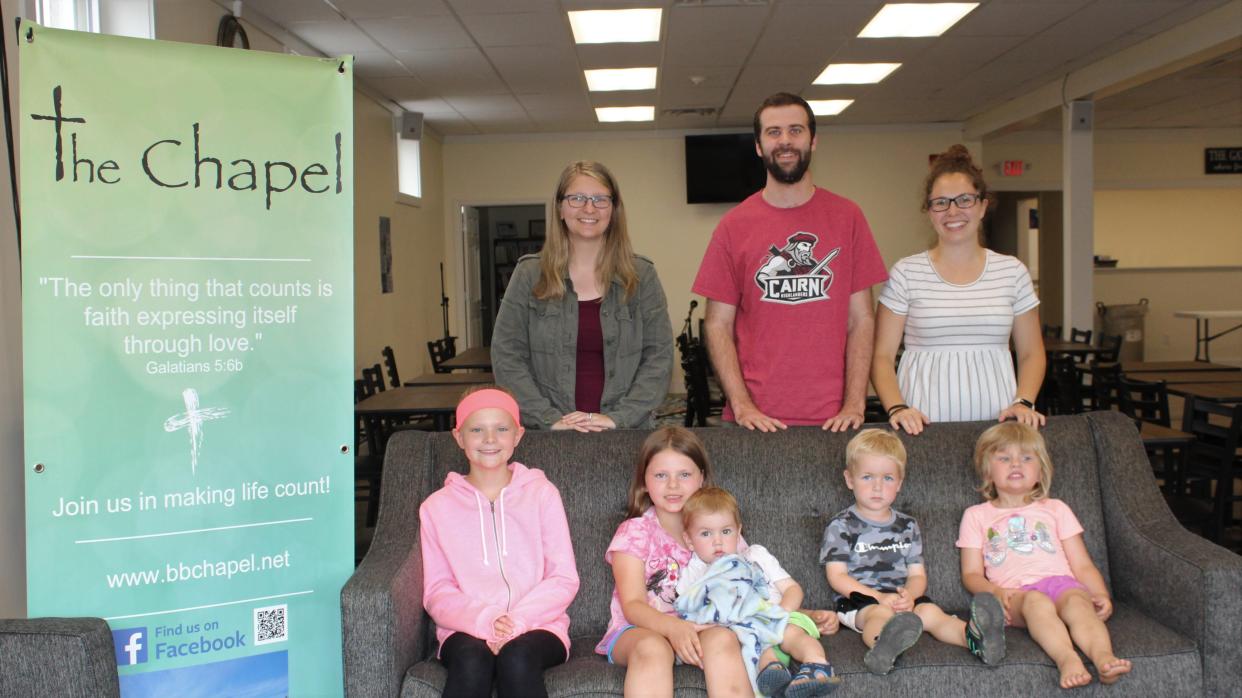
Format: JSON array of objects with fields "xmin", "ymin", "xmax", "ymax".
[{"xmin": 419, "ymin": 387, "xmax": 579, "ymax": 697}]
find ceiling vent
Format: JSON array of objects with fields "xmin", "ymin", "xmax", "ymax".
[
  {"xmin": 674, "ymin": 0, "xmax": 770, "ymax": 6},
  {"xmin": 662, "ymin": 107, "xmax": 719, "ymax": 117}
]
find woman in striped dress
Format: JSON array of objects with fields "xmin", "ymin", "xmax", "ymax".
[{"xmin": 872, "ymin": 145, "xmax": 1046, "ymax": 434}]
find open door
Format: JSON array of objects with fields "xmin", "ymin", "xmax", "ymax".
[{"xmin": 461, "ymin": 205, "xmax": 483, "ymax": 347}]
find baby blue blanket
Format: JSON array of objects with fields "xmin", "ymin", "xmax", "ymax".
[{"xmin": 675, "ymin": 554, "xmax": 789, "ymax": 694}]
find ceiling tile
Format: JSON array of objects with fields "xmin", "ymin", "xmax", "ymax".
[
  {"xmin": 397, "ymin": 97, "xmax": 460, "ymax": 118},
  {"xmin": 952, "ymin": 1, "xmax": 1083, "ymax": 38},
  {"xmin": 353, "ymin": 50, "xmax": 411, "ymax": 78},
  {"xmin": 242, "ymin": 0, "xmax": 343, "ymax": 24},
  {"xmin": 395, "ymin": 48, "xmax": 507, "ymax": 95},
  {"xmin": 459, "ymin": 11, "xmax": 570, "ymax": 47},
  {"xmin": 829, "ymin": 37, "xmax": 937, "ymax": 63},
  {"xmin": 288, "ymin": 19, "xmax": 379, "ymax": 54},
  {"xmin": 333, "ymin": 0, "xmax": 450, "ymax": 19},
  {"xmin": 487, "ymin": 46, "xmax": 583, "ymax": 93},
  {"xmin": 357, "ymin": 15, "xmax": 475, "ymax": 51},
  {"xmin": 748, "ymin": 4, "xmax": 855, "ymax": 66},
  {"xmin": 575, "ymin": 43, "xmax": 663, "ymax": 70},
  {"xmin": 362, "ymin": 76, "xmax": 434, "ymax": 101},
  {"xmin": 443, "ymin": 94, "xmax": 527, "ymax": 117},
  {"xmin": 447, "ymin": 0, "xmax": 555, "ymax": 14},
  {"xmin": 664, "ymin": 5, "xmax": 769, "ymax": 67},
  {"xmin": 517, "ymin": 92, "xmax": 591, "ymax": 112}
]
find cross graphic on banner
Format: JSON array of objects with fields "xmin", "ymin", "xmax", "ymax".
[{"xmin": 163, "ymin": 388, "xmax": 230, "ymax": 475}]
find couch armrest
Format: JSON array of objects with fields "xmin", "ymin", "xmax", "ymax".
[
  {"xmin": 342, "ymin": 432, "xmax": 433, "ymax": 698},
  {"xmin": 1089, "ymin": 411, "xmax": 1242, "ymax": 698},
  {"xmin": 0, "ymin": 617, "xmax": 120, "ymax": 698}
]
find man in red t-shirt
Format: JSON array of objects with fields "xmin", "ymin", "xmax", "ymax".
[{"xmin": 692, "ymin": 93, "xmax": 888, "ymax": 431}]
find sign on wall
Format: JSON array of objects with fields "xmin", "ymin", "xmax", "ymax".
[
  {"xmin": 19, "ymin": 22, "xmax": 354, "ymax": 697},
  {"xmin": 1204, "ymin": 147, "xmax": 1242, "ymax": 174}
]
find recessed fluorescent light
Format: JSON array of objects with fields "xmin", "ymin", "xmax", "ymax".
[
  {"xmin": 859, "ymin": 3, "xmax": 979, "ymax": 38},
  {"xmin": 585, "ymin": 68, "xmax": 658, "ymax": 92},
  {"xmin": 569, "ymin": 9, "xmax": 662, "ymax": 44},
  {"xmin": 813, "ymin": 63, "xmax": 901, "ymax": 85},
  {"xmin": 808, "ymin": 100, "xmax": 854, "ymax": 116},
  {"xmin": 595, "ymin": 106, "xmax": 655, "ymax": 122}
]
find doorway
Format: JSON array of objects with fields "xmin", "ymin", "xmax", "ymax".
[
  {"xmin": 989, "ymin": 191, "xmax": 1063, "ymax": 329},
  {"xmin": 460, "ymin": 203, "xmax": 548, "ymax": 346}
]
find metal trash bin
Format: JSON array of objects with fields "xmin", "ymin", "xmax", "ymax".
[{"xmin": 1095, "ymin": 299, "xmax": 1149, "ymax": 361}]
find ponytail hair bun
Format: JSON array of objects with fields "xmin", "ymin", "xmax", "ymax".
[{"xmin": 922, "ymin": 144, "xmax": 989, "ymax": 211}]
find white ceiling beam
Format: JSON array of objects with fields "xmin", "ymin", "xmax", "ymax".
[{"xmin": 964, "ymin": 0, "xmax": 1242, "ymax": 140}]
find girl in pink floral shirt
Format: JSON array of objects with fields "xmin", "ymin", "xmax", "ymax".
[{"xmin": 597, "ymin": 427, "xmax": 750, "ymax": 696}]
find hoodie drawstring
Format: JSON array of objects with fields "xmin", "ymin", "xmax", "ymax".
[
  {"xmin": 474, "ymin": 491, "xmax": 489, "ymax": 566},
  {"xmin": 499, "ymin": 488, "xmax": 509, "ymax": 557}
]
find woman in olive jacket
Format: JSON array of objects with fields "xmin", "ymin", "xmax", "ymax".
[{"xmin": 491, "ymin": 161, "xmax": 673, "ymax": 431}]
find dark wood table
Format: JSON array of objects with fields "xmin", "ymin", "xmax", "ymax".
[
  {"xmin": 403, "ymin": 372, "xmax": 494, "ymax": 387},
  {"xmin": 1167, "ymin": 382, "xmax": 1242, "ymax": 403},
  {"xmin": 440, "ymin": 346, "xmax": 493, "ymax": 371},
  {"xmin": 1044, "ymin": 339, "xmax": 1099, "ymax": 356},
  {"xmin": 1127, "ymin": 371, "xmax": 1242, "ymax": 385},
  {"xmin": 355, "ymin": 384, "xmax": 463, "ymax": 430},
  {"xmin": 1116, "ymin": 360, "xmax": 1241, "ymax": 373}
]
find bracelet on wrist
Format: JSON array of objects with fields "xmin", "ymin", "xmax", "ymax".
[
  {"xmin": 1013, "ymin": 398, "xmax": 1034, "ymax": 409},
  {"xmin": 886, "ymin": 403, "xmax": 909, "ymax": 418}
]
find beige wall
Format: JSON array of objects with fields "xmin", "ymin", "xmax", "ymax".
[
  {"xmin": 441, "ymin": 127, "xmax": 972, "ymax": 387},
  {"xmin": 983, "ymin": 127, "xmax": 1242, "ymax": 266},
  {"xmin": 1096, "ymin": 268, "xmax": 1242, "ymax": 364},
  {"xmin": 1095, "ymin": 188, "xmax": 1242, "ymax": 268}
]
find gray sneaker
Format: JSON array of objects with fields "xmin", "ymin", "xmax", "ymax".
[{"xmin": 864, "ymin": 612, "xmax": 923, "ymax": 675}]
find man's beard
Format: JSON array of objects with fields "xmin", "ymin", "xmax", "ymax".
[{"xmin": 763, "ymin": 146, "xmax": 812, "ymax": 184}]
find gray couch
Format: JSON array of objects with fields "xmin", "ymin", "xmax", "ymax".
[
  {"xmin": 342, "ymin": 411, "xmax": 1242, "ymax": 697},
  {"xmin": 0, "ymin": 617, "xmax": 120, "ymax": 697}
]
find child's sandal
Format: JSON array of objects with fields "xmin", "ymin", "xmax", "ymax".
[
  {"xmin": 785, "ymin": 661, "xmax": 842, "ymax": 698},
  {"xmin": 756, "ymin": 660, "xmax": 793, "ymax": 697}
]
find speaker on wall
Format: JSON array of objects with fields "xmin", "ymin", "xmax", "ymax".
[
  {"xmin": 398, "ymin": 111, "xmax": 423, "ymax": 141},
  {"xmin": 1068, "ymin": 101, "xmax": 1093, "ymax": 131}
]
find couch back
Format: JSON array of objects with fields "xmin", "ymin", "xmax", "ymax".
[{"xmin": 400, "ymin": 416, "xmax": 1110, "ymax": 645}]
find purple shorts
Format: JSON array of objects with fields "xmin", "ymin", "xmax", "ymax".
[{"xmin": 1020, "ymin": 575, "xmax": 1087, "ymax": 602}]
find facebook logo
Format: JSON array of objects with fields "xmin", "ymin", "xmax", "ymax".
[{"xmin": 112, "ymin": 627, "xmax": 148, "ymax": 666}]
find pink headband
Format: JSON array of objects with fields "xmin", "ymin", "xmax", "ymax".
[{"xmin": 455, "ymin": 388, "xmax": 521, "ymax": 428}]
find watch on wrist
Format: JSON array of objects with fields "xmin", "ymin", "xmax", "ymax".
[{"xmin": 1013, "ymin": 398, "xmax": 1034, "ymax": 409}]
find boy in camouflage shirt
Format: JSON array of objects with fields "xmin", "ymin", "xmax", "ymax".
[{"xmin": 819, "ymin": 429, "xmax": 1005, "ymax": 674}]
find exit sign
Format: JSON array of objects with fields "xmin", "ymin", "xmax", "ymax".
[{"xmin": 1002, "ymin": 160, "xmax": 1025, "ymax": 176}]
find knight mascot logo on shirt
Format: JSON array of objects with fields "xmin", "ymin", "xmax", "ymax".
[{"xmin": 753, "ymin": 231, "xmax": 840, "ymax": 305}]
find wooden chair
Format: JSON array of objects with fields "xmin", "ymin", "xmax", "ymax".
[
  {"xmin": 1068, "ymin": 327, "xmax": 1094, "ymax": 365},
  {"xmin": 1180, "ymin": 397, "xmax": 1242, "ymax": 547},
  {"xmin": 1042, "ymin": 354, "xmax": 1085, "ymax": 415},
  {"xmin": 1088, "ymin": 362, "xmax": 1122, "ymax": 411},
  {"xmin": 427, "ymin": 336, "xmax": 458, "ymax": 374},
  {"xmin": 1042, "ymin": 323, "xmax": 1062, "ymax": 340},
  {"xmin": 1117, "ymin": 376, "xmax": 1184, "ymax": 493},
  {"xmin": 1096, "ymin": 333, "xmax": 1123, "ymax": 364},
  {"xmin": 361, "ymin": 363, "xmax": 387, "ymax": 393},
  {"xmin": 381, "ymin": 346, "xmax": 402, "ymax": 388}
]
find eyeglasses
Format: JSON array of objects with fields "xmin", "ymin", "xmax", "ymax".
[
  {"xmin": 562, "ymin": 194, "xmax": 613, "ymax": 209},
  {"xmin": 927, "ymin": 193, "xmax": 981, "ymax": 212}
]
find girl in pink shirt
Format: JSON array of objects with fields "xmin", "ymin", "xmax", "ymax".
[
  {"xmin": 419, "ymin": 388, "xmax": 579, "ymax": 697},
  {"xmin": 957, "ymin": 422, "xmax": 1131, "ymax": 690},
  {"xmin": 598, "ymin": 427, "xmax": 751, "ymax": 697}
]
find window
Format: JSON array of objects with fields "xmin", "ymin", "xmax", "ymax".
[
  {"xmin": 396, "ymin": 137, "xmax": 421, "ymax": 200},
  {"xmin": 35, "ymin": 0, "xmax": 154, "ymax": 39}
]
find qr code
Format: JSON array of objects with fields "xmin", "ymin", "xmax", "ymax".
[{"xmin": 253, "ymin": 604, "xmax": 287, "ymax": 645}]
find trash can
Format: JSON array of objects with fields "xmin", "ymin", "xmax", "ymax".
[{"xmin": 1095, "ymin": 299, "xmax": 1149, "ymax": 361}]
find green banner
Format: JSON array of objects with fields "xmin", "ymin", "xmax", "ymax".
[{"xmin": 20, "ymin": 22, "xmax": 353, "ymax": 697}]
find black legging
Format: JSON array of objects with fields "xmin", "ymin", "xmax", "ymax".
[{"xmin": 439, "ymin": 629, "xmax": 565, "ymax": 698}]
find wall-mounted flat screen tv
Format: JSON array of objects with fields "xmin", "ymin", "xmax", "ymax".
[{"xmin": 685, "ymin": 134, "xmax": 766, "ymax": 204}]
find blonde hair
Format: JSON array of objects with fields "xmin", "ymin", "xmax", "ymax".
[
  {"xmin": 533, "ymin": 161, "xmax": 638, "ymax": 302},
  {"xmin": 681, "ymin": 487, "xmax": 741, "ymax": 530},
  {"xmin": 627, "ymin": 427, "xmax": 713, "ymax": 517},
  {"xmin": 845, "ymin": 428, "xmax": 908, "ymax": 479},
  {"xmin": 973, "ymin": 422, "xmax": 1054, "ymax": 502}
]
